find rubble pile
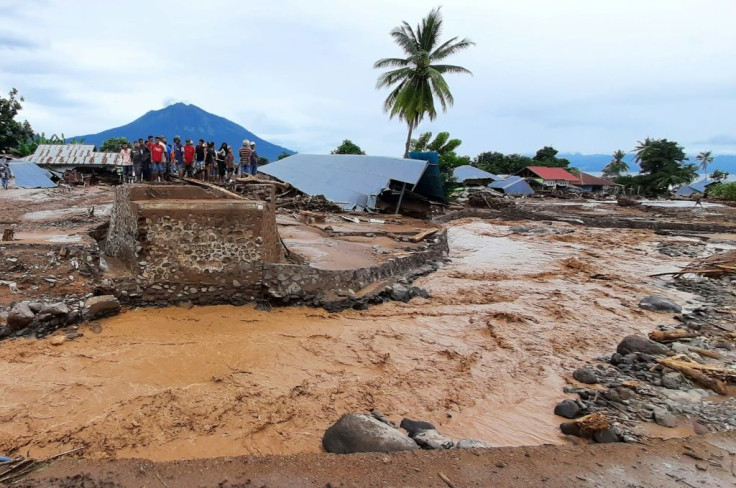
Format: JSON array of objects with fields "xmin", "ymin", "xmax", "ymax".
[
  {"xmin": 277, "ymin": 194, "xmax": 344, "ymax": 213},
  {"xmin": 554, "ymin": 257, "xmax": 736, "ymax": 444},
  {"xmin": 449, "ymin": 186, "xmax": 512, "ymax": 208}
]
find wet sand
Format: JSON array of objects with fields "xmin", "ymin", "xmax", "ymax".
[{"xmin": 0, "ymin": 218, "xmax": 693, "ymax": 461}]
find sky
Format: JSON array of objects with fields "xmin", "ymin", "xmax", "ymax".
[{"xmin": 1, "ymin": 0, "xmax": 735, "ymax": 158}]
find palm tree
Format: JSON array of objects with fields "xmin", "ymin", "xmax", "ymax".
[
  {"xmin": 602, "ymin": 149, "xmax": 629, "ymax": 179},
  {"xmin": 374, "ymin": 7, "xmax": 474, "ymax": 157},
  {"xmin": 632, "ymin": 138, "xmax": 653, "ymax": 165},
  {"xmin": 695, "ymin": 150, "xmax": 714, "ymax": 180}
]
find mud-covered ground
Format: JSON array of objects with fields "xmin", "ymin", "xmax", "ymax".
[{"xmin": 1, "ymin": 185, "xmax": 735, "ymax": 486}]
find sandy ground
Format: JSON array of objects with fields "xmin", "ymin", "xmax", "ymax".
[
  {"xmin": 19, "ymin": 433, "xmax": 736, "ymax": 487},
  {"xmin": 0, "ymin": 218, "xmax": 703, "ymax": 462}
]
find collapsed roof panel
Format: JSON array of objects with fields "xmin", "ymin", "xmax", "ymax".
[
  {"xmin": 259, "ymin": 154, "xmax": 429, "ymax": 210},
  {"xmin": 453, "ymin": 165, "xmax": 499, "ymax": 183},
  {"xmin": 8, "ymin": 160, "xmax": 57, "ymax": 188}
]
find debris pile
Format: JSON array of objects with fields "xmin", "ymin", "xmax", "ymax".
[
  {"xmin": 673, "ymin": 249, "xmax": 736, "ymax": 279},
  {"xmin": 449, "ymin": 186, "xmax": 511, "ymax": 208}
]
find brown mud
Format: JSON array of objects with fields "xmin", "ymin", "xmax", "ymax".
[{"xmin": 0, "ymin": 219, "xmax": 700, "ymax": 462}]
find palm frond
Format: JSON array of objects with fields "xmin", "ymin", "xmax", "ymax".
[
  {"xmin": 429, "ymin": 64, "xmax": 473, "ymax": 75},
  {"xmin": 431, "ymin": 37, "xmax": 475, "ymax": 61},
  {"xmin": 373, "ymin": 57, "xmax": 410, "ymax": 69}
]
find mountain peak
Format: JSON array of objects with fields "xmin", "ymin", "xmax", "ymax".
[{"xmin": 72, "ymin": 104, "xmax": 295, "ymax": 161}]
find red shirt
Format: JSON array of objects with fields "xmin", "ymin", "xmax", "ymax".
[
  {"xmin": 183, "ymin": 145, "xmax": 195, "ymax": 164},
  {"xmin": 150, "ymin": 144, "xmax": 164, "ymax": 163}
]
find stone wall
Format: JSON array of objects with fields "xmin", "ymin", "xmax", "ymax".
[{"xmin": 263, "ymin": 230, "xmax": 448, "ymax": 304}]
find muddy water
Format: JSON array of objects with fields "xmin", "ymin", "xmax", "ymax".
[{"xmin": 0, "ymin": 219, "xmax": 692, "ymax": 461}]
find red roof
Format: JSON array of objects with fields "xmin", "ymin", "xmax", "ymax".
[
  {"xmin": 577, "ymin": 172, "xmax": 618, "ymax": 187},
  {"xmin": 524, "ymin": 166, "xmax": 580, "ymax": 182}
]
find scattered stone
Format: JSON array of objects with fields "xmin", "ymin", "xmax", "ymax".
[
  {"xmin": 559, "ymin": 422, "xmax": 582, "ymax": 437},
  {"xmin": 388, "ymin": 284, "xmax": 412, "ymax": 303},
  {"xmin": 177, "ymin": 301, "xmax": 194, "ymax": 310},
  {"xmin": 412, "ymin": 429, "xmax": 454, "ymax": 450},
  {"xmin": 661, "ymin": 372, "xmax": 685, "ymax": 390},
  {"xmin": 7, "ymin": 302, "xmax": 35, "ymax": 331},
  {"xmin": 616, "ymin": 335, "xmax": 670, "ymax": 356},
  {"xmin": 670, "ymin": 342, "xmax": 689, "ymax": 354},
  {"xmin": 49, "ymin": 335, "xmax": 67, "ymax": 346},
  {"xmin": 40, "ymin": 302, "xmax": 69, "ymax": 316},
  {"xmin": 554, "ymin": 399, "xmax": 580, "ymax": 419},
  {"xmin": 639, "ymin": 295, "xmax": 682, "ymax": 313},
  {"xmin": 84, "ymin": 295, "xmax": 121, "ymax": 320},
  {"xmin": 593, "ymin": 428, "xmax": 620, "ymax": 444},
  {"xmin": 653, "ymin": 409, "xmax": 678, "ymax": 428},
  {"xmin": 322, "ymin": 414, "xmax": 418, "ymax": 454},
  {"xmin": 89, "ymin": 322, "xmax": 103, "ymax": 334},
  {"xmin": 0, "ymin": 326, "xmax": 12, "ymax": 339},
  {"xmin": 572, "ymin": 367, "xmax": 599, "ymax": 385},
  {"xmin": 455, "ymin": 438, "xmax": 492, "ymax": 449},
  {"xmin": 28, "ymin": 302, "xmax": 43, "ymax": 313},
  {"xmin": 399, "ymin": 418, "xmax": 437, "ymax": 437}
]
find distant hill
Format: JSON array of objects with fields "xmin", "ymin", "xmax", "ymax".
[
  {"xmin": 560, "ymin": 152, "xmax": 736, "ymax": 175},
  {"xmin": 71, "ymin": 103, "xmax": 295, "ymax": 161}
]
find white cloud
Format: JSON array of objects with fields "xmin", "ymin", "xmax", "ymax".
[{"xmin": 1, "ymin": 0, "xmax": 735, "ymax": 156}]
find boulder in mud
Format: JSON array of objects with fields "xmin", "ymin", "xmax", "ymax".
[
  {"xmin": 616, "ymin": 335, "xmax": 669, "ymax": 356},
  {"xmin": 388, "ymin": 284, "xmax": 412, "ymax": 303},
  {"xmin": 593, "ymin": 428, "xmax": 621, "ymax": 443},
  {"xmin": 323, "ymin": 414, "xmax": 418, "ymax": 454},
  {"xmin": 84, "ymin": 295, "xmax": 121, "ymax": 320},
  {"xmin": 640, "ymin": 295, "xmax": 681, "ymax": 313},
  {"xmin": 7, "ymin": 302, "xmax": 35, "ymax": 330},
  {"xmin": 554, "ymin": 399, "xmax": 580, "ymax": 419},
  {"xmin": 455, "ymin": 438, "xmax": 492, "ymax": 449},
  {"xmin": 572, "ymin": 367, "xmax": 599, "ymax": 385},
  {"xmin": 399, "ymin": 418, "xmax": 437, "ymax": 437}
]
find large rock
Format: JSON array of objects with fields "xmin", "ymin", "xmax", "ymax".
[
  {"xmin": 399, "ymin": 418, "xmax": 437, "ymax": 437},
  {"xmin": 323, "ymin": 414, "xmax": 419, "ymax": 454},
  {"xmin": 640, "ymin": 295, "xmax": 682, "ymax": 313},
  {"xmin": 616, "ymin": 335, "xmax": 669, "ymax": 356},
  {"xmin": 84, "ymin": 295, "xmax": 121, "ymax": 320},
  {"xmin": 572, "ymin": 367, "xmax": 599, "ymax": 385},
  {"xmin": 7, "ymin": 302, "xmax": 35, "ymax": 331},
  {"xmin": 40, "ymin": 302, "xmax": 69, "ymax": 316},
  {"xmin": 554, "ymin": 399, "xmax": 580, "ymax": 419}
]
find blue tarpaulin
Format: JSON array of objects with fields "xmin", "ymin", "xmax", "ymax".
[
  {"xmin": 408, "ymin": 151, "xmax": 446, "ymax": 202},
  {"xmin": 8, "ymin": 160, "xmax": 56, "ymax": 188}
]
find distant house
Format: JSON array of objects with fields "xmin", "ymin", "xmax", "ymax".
[
  {"xmin": 575, "ymin": 172, "xmax": 620, "ymax": 192},
  {"xmin": 516, "ymin": 166, "xmax": 580, "ymax": 188},
  {"xmin": 675, "ymin": 180, "xmax": 716, "ymax": 197},
  {"xmin": 488, "ymin": 176, "xmax": 534, "ymax": 196},
  {"xmin": 453, "ymin": 165, "xmax": 499, "ymax": 185}
]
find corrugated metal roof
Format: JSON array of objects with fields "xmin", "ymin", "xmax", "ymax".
[
  {"xmin": 8, "ymin": 160, "xmax": 56, "ymax": 188},
  {"xmin": 28, "ymin": 145, "xmax": 121, "ymax": 166},
  {"xmin": 259, "ymin": 154, "xmax": 428, "ymax": 210},
  {"xmin": 409, "ymin": 151, "xmax": 446, "ymax": 202},
  {"xmin": 489, "ymin": 176, "xmax": 534, "ymax": 195},
  {"xmin": 577, "ymin": 172, "xmax": 618, "ymax": 187},
  {"xmin": 453, "ymin": 165, "xmax": 499, "ymax": 183},
  {"xmin": 675, "ymin": 180, "xmax": 711, "ymax": 196},
  {"xmin": 523, "ymin": 166, "xmax": 580, "ymax": 182}
]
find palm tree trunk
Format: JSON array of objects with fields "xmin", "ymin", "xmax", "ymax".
[{"xmin": 403, "ymin": 121, "xmax": 415, "ymax": 158}]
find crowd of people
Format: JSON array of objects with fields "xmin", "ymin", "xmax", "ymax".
[{"xmin": 117, "ymin": 136, "xmax": 260, "ymax": 183}]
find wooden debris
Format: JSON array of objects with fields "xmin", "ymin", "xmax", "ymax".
[
  {"xmin": 690, "ymin": 348, "xmax": 722, "ymax": 360},
  {"xmin": 575, "ymin": 412, "xmax": 610, "ymax": 436},
  {"xmin": 409, "ymin": 228, "xmax": 439, "ymax": 243},
  {"xmin": 182, "ymin": 177, "xmax": 246, "ymax": 200},
  {"xmin": 649, "ymin": 329, "xmax": 700, "ymax": 343},
  {"xmin": 658, "ymin": 355, "xmax": 731, "ymax": 395},
  {"xmin": 2, "ymin": 228, "xmax": 14, "ymax": 241},
  {"xmin": 671, "ymin": 249, "xmax": 736, "ymax": 279}
]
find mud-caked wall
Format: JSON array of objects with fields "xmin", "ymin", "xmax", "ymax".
[{"xmin": 105, "ymin": 185, "xmax": 138, "ymax": 268}]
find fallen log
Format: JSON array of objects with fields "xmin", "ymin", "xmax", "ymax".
[
  {"xmin": 690, "ymin": 348, "xmax": 722, "ymax": 360},
  {"xmin": 658, "ymin": 356, "xmax": 728, "ymax": 395},
  {"xmin": 649, "ymin": 329, "xmax": 700, "ymax": 343},
  {"xmin": 2, "ymin": 228, "xmax": 13, "ymax": 241},
  {"xmin": 182, "ymin": 177, "xmax": 246, "ymax": 200},
  {"xmin": 234, "ymin": 176, "xmax": 291, "ymax": 192}
]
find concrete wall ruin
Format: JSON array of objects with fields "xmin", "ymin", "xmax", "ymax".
[{"xmin": 106, "ymin": 184, "xmax": 282, "ymax": 304}]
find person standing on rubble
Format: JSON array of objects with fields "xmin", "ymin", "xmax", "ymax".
[
  {"xmin": 183, "ymin": 139, "xmax": 196, "ymax": 178},
  {"xmin": 131, "ymin": 140, "xmax": 143, "ymax": 182},
  {"xmin": 216, "ymin": 142, "xmax": 228, "ymax": 183},
  {"xmin": 172, "ymin": 136, "xmax": 184, "ymax": 179},
  {"xmin": 226, "ymin": 146, "xmax": 235, "ymax": 179},
  {"xmin": 195, "ymin": 139, "xmax": 206, "ymax": 181},
  {"xmin": 150, "ymin": 136, "xmax": 165, "ymax": 181},
  {"xmin": 205, "ymin": 142, "xmax": 217, "ymax": 182},
  {"xmin": 238, "ymin": 139, "xmax": 253, "ymax": 176},
  {"xmin": 119, "ymin": 142, "xmax": 133, "ymax": 183},
  {"xmin": 0, "ymin": 159, "xmax": 12, "ymax": 189},
  {"xmin": 249, "ymin": 141, "xmax": 259, "ymax": 176},
  {"xmin": 139, "ymin": 138, "xmax": 151, "ymax": 182}
]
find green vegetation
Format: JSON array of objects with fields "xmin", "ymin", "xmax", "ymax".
[
  {"xmin": 276, "ymin": 152, "xmax": 291, "ymax": 161},
  {"xmin": 616, "ymin": 138, "xmax": 697, "ymax": 196},
  {"xmin": 710, "ymin": 169, "xmax": 729, "ymax": 182},
  {"xmin": 708, "ymin": 182, "xmax": 736, "ymax": 200},
  {"xmin": 331, "ymin": 139, "xmax": 366, "ymax": 155},
  {"xmin": 99, "ymin": 137, "xmax": 130, "ymax": 153},
  {"xmin": 695, "ymin": 150, "xmax": 714, "ymax": 178},
  {"xmin": 374, "ymin": 7, "xmax": 474, "ymax": 157},
  {"xmin": 602, "ymin": 149, "xmax": 629, "ymax": 179},
  {"xmin": 0, "ymin": 88, "xmax": 34, "ymax": 154}
]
